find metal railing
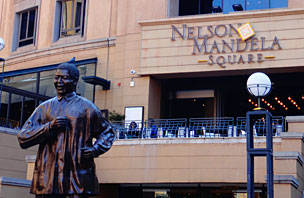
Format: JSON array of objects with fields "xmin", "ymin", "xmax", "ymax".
[
  {"xmin": 111, "ymin": 120, "xmax": 143, "ymax": 139},
  {"xmin": 143, "ymin": 118, "xmax": 187, "ymax": 138},
  {"xmin": 236, "ymin": 116, "xmax": 285, "ymax": 137},
  {"xmin": 111, "ymin": 116, "xmax": 286, "ymax": 140},
  {"xmin": 189, "ymin": 117, "xmax": 234, "ymax": 137}
]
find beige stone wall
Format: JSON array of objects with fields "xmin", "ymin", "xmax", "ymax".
[
  {"xmin": 139, "ymin": 9, "xmax": 304, "ymax": 76},
  {"xmin": 95, "ymin": 138, "xmax": 281, "ymax": 184},
  {"xmin": 0, "ymin": 183, "xmax": 33, "ymax": 198},
  {"xmin": 0, "ymin": 129, "xmax": 37, "ymax": 179},
  {"xmin": 24, "ymin": 134, "xmax": 304, "ymax": 198}
]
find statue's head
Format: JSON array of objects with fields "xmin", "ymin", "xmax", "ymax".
[{"xmin": 54, "ymin": 62, "xmax": 79, "ymax": 96}]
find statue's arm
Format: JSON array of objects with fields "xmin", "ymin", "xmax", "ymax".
[
  {"xmin": 92, "ymin": 114, "xmax": 115, "ymax": 157},
  {"xmin": 18, "ymin": 107, "xmax": 52, "ymax": 149}
]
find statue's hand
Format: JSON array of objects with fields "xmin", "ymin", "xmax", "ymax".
[
  {"xmin": 81, "ymin": 147, "xmax": 97, "ymax": 159},
  {"xmin": 50, "ymin": 116, "xmax": 69, "ymax": 130}
]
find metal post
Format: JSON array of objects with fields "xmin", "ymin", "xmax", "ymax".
[
  {"xmin": 0, "ymin": 58, "xmax": 5, "ymax": 121},
  {"xmin": 246, "ymin": 110, "xmax": 273, "ymax": 198}
]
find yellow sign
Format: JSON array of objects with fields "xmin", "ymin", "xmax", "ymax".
[{"xmin": 237, "ymin": 22, "xmax": 255, "ymax": 41}]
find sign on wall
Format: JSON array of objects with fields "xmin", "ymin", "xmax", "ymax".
[{"xmin": 171, "ymin": 22, "xmax": 282, "ymax": 68}]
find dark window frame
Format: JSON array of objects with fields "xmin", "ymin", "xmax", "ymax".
[
  {"xmin": 57, "ymin": 0, "xmax": 86, "ymax": 38},
  {"xmin": 17, "ymin": 7, "xmax": 38, "ymax": 48}
]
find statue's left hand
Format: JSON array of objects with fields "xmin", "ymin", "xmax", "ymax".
[{"xmin": 81, "ymin": 147, "xmax": 97, "ymax": 159}]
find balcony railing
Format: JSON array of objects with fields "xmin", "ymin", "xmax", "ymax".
[{"xmin": 112, "ymin": 116, "xmax": 285, "ymax": 140}]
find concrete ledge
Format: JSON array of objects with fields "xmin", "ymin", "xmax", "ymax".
[
  {"xmin": 273, "ymin": 175, "xmax": 299, "ymax": 188},
  {"xmin": 0, "ymin": 126, "xmax": 19, "ymax": 135},
  {"xmin": 114, "ymin": 137, "xmax": 282, "ymax": 145},
  {"xmin": 280, "ymin": 132, "xmax": 304, "ymax": 139},
  {"xmin": 0, "ymin": 176, "xmax": 31, "ymax": 187},
  {"xmin": 286, "ymin": 116, "xmax": 304, "ymax": 123},
  {"xmin": 274, "ymin": 152, "xmax": 304, "ymax": 166},
  {"xmin": 25, "ymin": 155, "xmax": 36, "ymax": 163}
]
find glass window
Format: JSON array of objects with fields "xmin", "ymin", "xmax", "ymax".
[
  {"xmin": 8, "ymin": 94, "xmax": 22, "ymax": 129},
  {"xmin": 58, "ymin": 0, "xmax": 85, "ymax": 38},
  {"xmin": 18, "ymin": 8, "xmax": 37, "ymax": 47},
  {"xmin": 171, "ymin": 0, "xmax": 288, "ymax": 16},
  {"xmin": 39, "ymin": 63, "xmax": 95, "ymax": 100},
  {"xmin": 39, "ymin": 70, "xmax": 57, "ymax": 97},
  {"xmin": 4, "ymin": 73, "xmax": 37, "ymax": 93},
  {"xmin": 179, "ymin": 0, "xmax": 213, "ymax": 16},
  {"xmin": 22, "ymin": 97, "xmax": 36, "ymax": 126},
  {"xmin": 77, "ymin": 63, "xmax": 95, "ymax": 101},
  {"xmin": 246, "ymin": 0, "xmax": 269, "ymax": 11},
  {"xmin": 271, "ymin": 0, "xmax": 288, "ymax": 9},
  {"xmin": 0, "ymin": 91, "xmax": 9, "ymax": 127},
  {"xmin": 223, "ymin": 0, "xmax": 245, "ymax": 14},
  {"xmin": 1, "ymin": 60, "xmax": 97, "ymax": 129}
]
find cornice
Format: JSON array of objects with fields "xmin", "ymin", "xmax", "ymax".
[
  {"xmin": 5, "ymin": 37, "xmax": 116, "ymax": 67},
  {"xmin": 139, "ymin": 8, "xmax": 304, "ymax": 26}
]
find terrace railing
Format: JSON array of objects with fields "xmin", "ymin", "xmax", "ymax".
[
  {"xmin": 111, "ymin": 116, "xmax": 285, "ymax": 140},
  {"xmin": 189, "ymin": 117, "xmax": 234, "ymax": 137},
  {"xmin": 143, "ymin": 118, "xmax": 187, "ymax": 138},
  {"xmin": 111, "ymin": 120, "xmax": 143, "ymax": 139},
  {"xmin": 236, "ymin": 116, "xmax": 285, "ymax": 137}
]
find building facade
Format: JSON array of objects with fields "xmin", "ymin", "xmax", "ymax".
[{"xmin": 1, "ymin": 0, "xmax": 304, "ymax": 197}]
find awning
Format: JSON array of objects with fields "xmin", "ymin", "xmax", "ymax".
[{"xmin": 82, "ymin": 76, "xmax": 111, "ymax": 90}]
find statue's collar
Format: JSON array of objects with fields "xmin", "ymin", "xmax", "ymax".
[{"xmin": 57, "ymin": 92, "xmax": 77, "ymax": 101}]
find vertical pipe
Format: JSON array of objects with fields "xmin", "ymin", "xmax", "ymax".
[
  {"xmin": 6, "ymin": 92, "xmax": 11, "ymax": 127},
  {"xmin": 266, "ymin": 112, "xmax": 274, "ymax": 198},
  {"xmin": 198, "ymin": 0, "xmax": 201, "ymax": 14},
  {"xmin": 20, "ymin": 95, "xmax": 25, "ymax": 127},
  {"xmin": 0, "ymin": 59, "xmax": 5, "ymax": 119},
  {"xmin": 246, "ymin": 112, "xmax": 255, "ymax": 198},
  {"xmin": 35, "ymin": 72, "xmax": 40, "ymax": 107},
  {"xmin": 247, "ymin": 153, "xmax": 255, "ymax": 198}
]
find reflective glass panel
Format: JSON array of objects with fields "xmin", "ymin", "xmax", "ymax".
[
  {"xmin": 246, "ymin": 0, "xmax": 269, "ymax": 10},
  {"xmin": 28, "ymin": 10, "xmax": 36, "ymax": 38},
  {"xmin": 223, "ymin": 0, "xmax": 245, "ymax": 13},
  {"xmin": 213, "ymin": 0, "xmax": 223, "ymax": 11},
  {"xmin": 60, "ymin": 0, "xmax": 83, "ymax": 37},
  {"xmin": 0, "ymin": 91, "xmax": 9, "ymax": 127},
  {"xmin": 270, "ymin": 0, "xmax": 288, "ymax": 8},
  {"xmin": 20, "ymin": 12, "xmax": 28, "ymax": 40},
  {"xmin": 77, "ymin": 63, "xmax": 95, "ymax": 101},
  {"xmin": 8, "ymin": 94, "xmax": 22, "ymax": 129},
  {"xmin": 75, "ymin": 1, "xmax": 82, "ymax": 28},
  {"xmin": 22, "ymin": 97, "xmax": 36, "ymax": 126},
  {"xmin": 4, "ymin": 73, "xmax": 37, "ymax": 93},
  {"xmin": 39, "ymin": 70, "xmax": 57, "ymax": 97}
]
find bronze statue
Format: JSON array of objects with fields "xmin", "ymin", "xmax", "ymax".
[{"xmin": 18, "ymin": 61, "xmax": 115, "ymax": 198}]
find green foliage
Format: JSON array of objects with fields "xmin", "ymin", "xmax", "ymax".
[{"xmin": 108, "ymin": 110, "xmax": 125, "ymax": 122}]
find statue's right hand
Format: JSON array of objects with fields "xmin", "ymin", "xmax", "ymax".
[{"xmin": 50, "ymin": 116, "xmax": 69, "ymax": 130}]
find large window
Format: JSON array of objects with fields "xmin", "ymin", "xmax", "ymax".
[
  {"xmin": 0, "ymin": 59, "xmax": 97, "ymax": 129},
  {"xmin": 169, "ymin": 0, "xmax": 288, "ymax": 16},
  {"xmin": 54, "ymin": 0, "xmax": 86, "ymax": 41},
  {"xmin": 18, "ymin": 8, "xmax": 37, "ymax": 47},
  {"xmin": 12, "ymin": 7, "xmax": 38, "ymax": 51}
]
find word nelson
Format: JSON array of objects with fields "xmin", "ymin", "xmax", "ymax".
[{"xmin": 171, "ymin": 24, "xmax": 282, "ymax": 67}]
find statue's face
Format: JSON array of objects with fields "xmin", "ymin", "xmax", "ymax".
[{"xmin": 54, "ymin": 69, "xmax": 76, "ymax": 96}]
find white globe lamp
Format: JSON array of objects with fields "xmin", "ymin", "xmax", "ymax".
[
  {"xmin": 247, "ymin": 72, "xmax": 272, "ymax": 110},
  {"xmin": 0, "ymin": 37, "xmax": 5, "ymax": 51}
]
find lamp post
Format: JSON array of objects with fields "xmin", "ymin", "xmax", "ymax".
[
  {"xmin": 246, "ymin": 72, "xmax": 273, "ymax": 198},
  {"xmin": 0, "ymin": 37, "xmax": 5, "ymax": 124}
]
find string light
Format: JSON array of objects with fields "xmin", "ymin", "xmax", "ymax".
[
  {"xmin": 287, "ymin": 97, "xmax": 301, "ymax": 110},
  {"xmin": 248, "ymin": 98, "xmax": 258, "ymax": 108},
  {"xmin": 275, "ymin": 97, "xmax": 288, "ymax": 111}
]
